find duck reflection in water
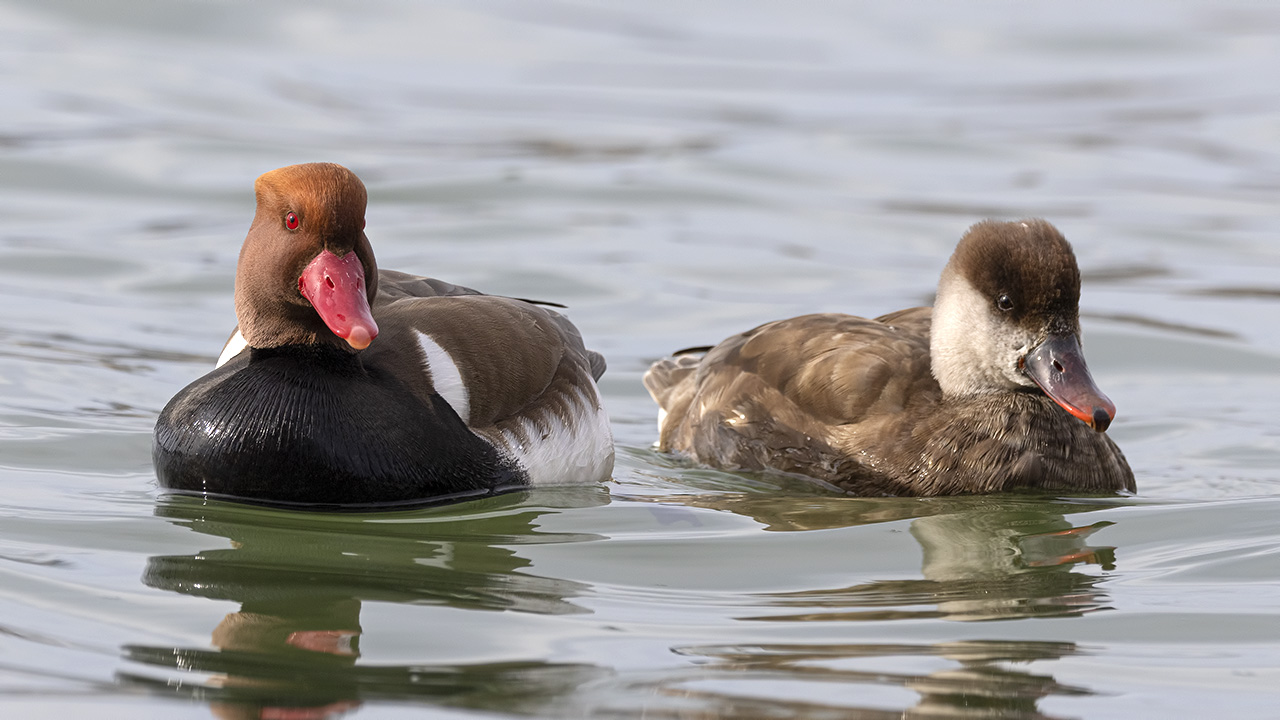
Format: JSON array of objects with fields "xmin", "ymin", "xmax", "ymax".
[
  {"xmin": 628, "ymin": 488, "xmax": 1118, "ymax": 717},
  {"xmin": 122, "ymin": 490, "xmax": 609, "ymax": 719},
  {"xmin": 664, "ymin": 639, "xmax": 1090, "ymax": 720},
  {"xmin": 661, "ymin": 491, "xmax": 1120, "ymax": 621},
  {"xmin": 764, "ymin": 506, "xmax": 1117, "ymax": 624}
]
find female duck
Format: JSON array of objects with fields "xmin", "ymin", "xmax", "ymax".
[
  {"xmin": 644, "ymin": 220, "xmax": 1134, "ymax": 495},
  {"xmin": 154, "ymin": 163, "xmax": 614, "ymax": 507}
]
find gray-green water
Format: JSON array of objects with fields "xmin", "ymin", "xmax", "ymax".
[{"xmin": 2, "ymin": 1, "xmax": 1279, "ymax": 717}]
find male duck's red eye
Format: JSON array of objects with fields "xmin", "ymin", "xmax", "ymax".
[{"xmin": 285, "ymin": 212, "xmax": 300, "ymax": 230}]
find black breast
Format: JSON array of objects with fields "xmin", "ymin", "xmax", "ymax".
[{"xmin": 153, "ymin": 346, "xmax": 527, "ymax": 508}]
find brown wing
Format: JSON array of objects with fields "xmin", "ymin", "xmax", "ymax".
[
  {"xmin": 369, "ymin": 294, "xmax": 599, "ymax": 428},
  {"xmin": 374, "ymin": 269, "xmax": 485, "ymax": 302},
  {"xmin": 874, "ymin": 306, "xmax": 933, "ymax": 337},
  {"xmin": 376, "ymin": 269, "xmax": 569, "ymax": 310},
  {"xmin": 648, "ymin": 311, "xmax": 939, "ymax": 481},
  {"xmin": 368, "ymin": 269, "xmax": 605, "ymax": 426}
]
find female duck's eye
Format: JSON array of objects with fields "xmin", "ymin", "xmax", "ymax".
[
  {"xmin": 996, "ymin": 294, "xmax": 1014, "ymax": 311},
  {"xmin": 285, "ymin": 212, "xmax": 300, "ymax": 230}
]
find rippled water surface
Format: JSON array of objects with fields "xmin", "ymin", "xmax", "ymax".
[{"xmin": 2, "ymin": 1, "xmax": 1279, "ymax": 718}]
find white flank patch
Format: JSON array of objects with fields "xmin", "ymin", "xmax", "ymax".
[
  {"xmin": 502, "ymin": 384, "xmax": 615, "ymax": 486},
  {"xmin": 215, "ymin": 330, "xmax": 248, "ymax": 368},
  {"xmin": 656, "ymin": 407, "xmax": 668, "ymax": 436},
  {"xmin": 415, "ymin": 331, "xmax": 471, "ymax": 424}
]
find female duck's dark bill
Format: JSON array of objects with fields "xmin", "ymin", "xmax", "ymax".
[
  {"xmin": 299, "ymin": 249, "xmax": 378, "ymax": 349},
  {"xmin": 1021, "ymin": 333, "xmax": 1116, "ymax": 432}
]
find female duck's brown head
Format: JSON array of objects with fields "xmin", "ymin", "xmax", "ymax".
[
  {"xmin": 930, "ymin": 219, "xmax": 1117, "ymax": 431},
  {"xmin": 234, "ymin": 163, "xmax": 380, "ymax": 352}
]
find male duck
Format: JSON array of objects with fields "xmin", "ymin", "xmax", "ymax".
[
  {"xmin": 644, "ymin": 219, "xmax": 1134, "ymax": 495},
  {"xmin": 154, "ymin": 163, "xmax": 614, "ymax": 507}
]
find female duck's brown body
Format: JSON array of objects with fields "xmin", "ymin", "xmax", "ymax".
[
  {"xmin": 645, "ymin": 220, "xmax": 1134, "ymax": 495},
  {"xmin": 154, "ymin": 163, "xmax": 614, "ymax": 507}
]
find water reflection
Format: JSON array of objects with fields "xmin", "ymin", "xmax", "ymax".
[
  {"xmin": 749, "ymin": 514, "xmax": 1115, "ymax": 623},
  {"xmin": 121, "ymin": 491, "xmax": 609, "ymax": 718},
  {"xmin": 626, "ymin": 492, "xmax": 1115, "ymax": 717},
  {"xmin": 659, "ymin": 640, "xmax": 1090, "ymax": 720},
  {"xmin": 673, "ymin": 493, "xmax": 1119, "ymax": 622},
  {"xmin": 122, "ymin": 483, "xmax": 1123, "ymax": 717}
]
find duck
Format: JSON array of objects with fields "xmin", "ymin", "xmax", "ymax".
[
  {"xmin": 643, "ymin": 219, "xmax": 1134, "ymax": 496},
  {"xmin": 153, "ymin": 162, "xmax": 614, "ymax": 507}
]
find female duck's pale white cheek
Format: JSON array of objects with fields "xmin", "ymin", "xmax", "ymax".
[
  {"xmin": 1008, "ymin": 361, "xmax": 1039, "ymax": 388},
  {"xmin": 1005, "ymin": 344, "xmax": 1042, "ymax": 388}
]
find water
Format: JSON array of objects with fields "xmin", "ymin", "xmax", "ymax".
[{"xmin": 1, "ymin": 0, "xmax": 1279, "ymax": 717}]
